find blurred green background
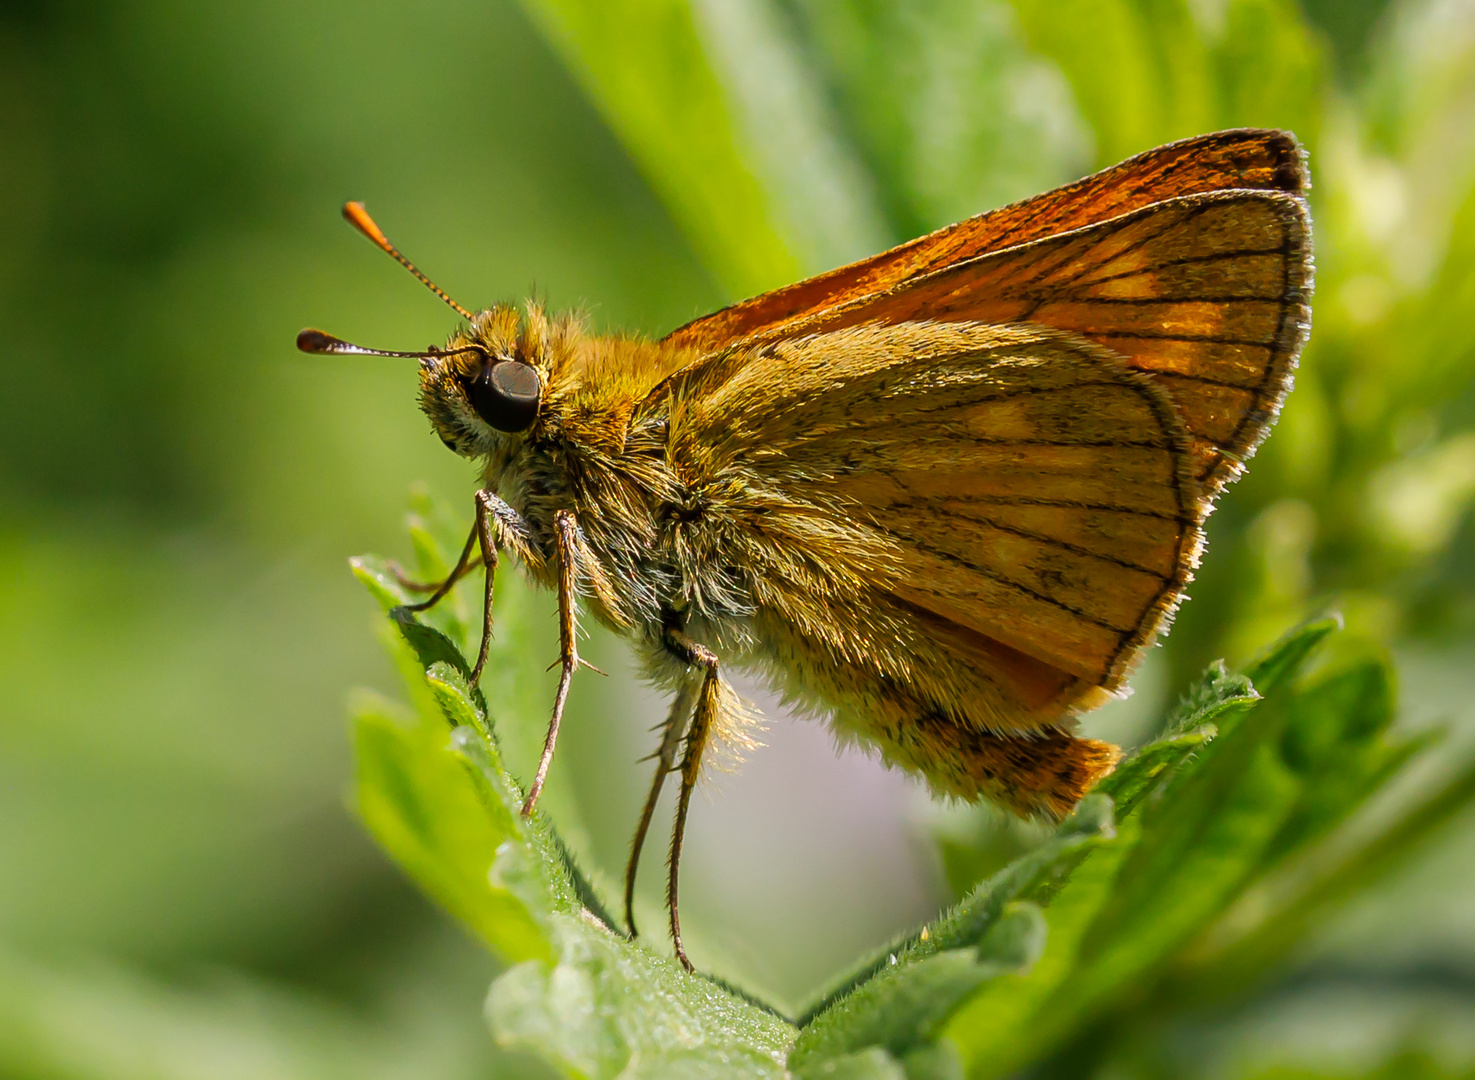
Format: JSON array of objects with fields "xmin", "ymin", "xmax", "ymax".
[{"xmin": 3, "ymin": 0, "xmax": 1475, "ymax": 1075}]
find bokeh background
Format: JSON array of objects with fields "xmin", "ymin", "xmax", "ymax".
[{"xmin": 3, "ymin": 0, "xmax": 1475, "ymax": 1076}]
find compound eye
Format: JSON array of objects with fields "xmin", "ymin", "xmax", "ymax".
[{"xmin": 466, "ymin": 360, "xmax": 541, "ymax": 433}]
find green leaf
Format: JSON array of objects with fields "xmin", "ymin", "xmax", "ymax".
[
  {"xmin": 1177, "ymin": 748, "xmax": 1475, "ymax": 1003},
  {"xmin": 1096, "ymin": 657, "xmax": 1259, "ymax": 818},
  {"xmin": 351, "ymin": 699, "xmax": 549, "ymax": 963},
  {"xmin": 1095, "ymin": 727, "xmax": 1217, "ymax": 818},
  {"xmin": 943, "ymin": 814, "xmax": 1142, "ymax": 1077},
  {"xmin": 1265, "ymin": 656, "xmax": 1417, "ymax": 862},
  {"xmin": 790, "ymin": 903, "xmax": 1047, "ymax": 1072},
  {"xmin": 926, "ymin": 796, "xmax": 1117, "ymax": 952},
  {"xmin": 352, "ymin": 540, "xmax": 587, "ymax": 837},
  {"xmin": 794, "ymin": 1047, "xmax": 909, "ymax": 1080},
  {"xmin": 487, "ymin": 930, "xmax": 792, "ymax": 1079},
  {"xmin": 1242, "ymin": 616, "xmax": 1342, "ymax": 694},
  {"xmin": 781, "ymin": 0, "xmax": 1089, "ymax": 238},
  {"xmin": 793, "ymin": 801, "xmax": 1116, "ymax": 1077},
  {"xmin": 1006, "ymin": 0, "xmax": 1324, "ymax": 167},
  {"xmin": 351, "ymin": 504, "xmax": 1474, "ymax": 1080},
  {"xmin": 352, "ymin": 500, "xmax": 794, "ymax": 1079},
  {"xmin": 942, "ymin": 620, "xmax": 1340, "ymax": 1076},
  {"xmin": 513, "ymin": 0, "xmax": 799, "ymax": 298},
  {"xmin": 799, "ymin": 796, "xmax": 1115, "ymax": 1031},
  {"xmin": 350, "ymin": 556, "xmax": 476, "ymax": 680},
  {"xmin": 1159, "ymin": 659, "xmax": 1259, "ymax": 736},
  {"xmin": 1066, "ymin": 700, "xmax": 1300, "ymax": 995},
  {"xmin": 1006, "ymin": 0, "xmax": 1213, "ymax": 165}
]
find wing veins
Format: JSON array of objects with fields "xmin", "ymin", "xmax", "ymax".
[
  {"xmin": 1085, "ymin": 330, "xmax": 1278, "ymax": 346},
  {"xmin": 939, "ymin": 201, "xmax": 1209, "ymax": 304},
  {"xmin": 928, "ymin": 494, "xmax": 1195, "ymax": 524},
  {"xmin": 1018, "ymin": 293, "xmax": 1288, "ymax": 307},
  {"xmin": 890, "ymin": 534, "xmax": 1136, "ymax": 636},
  {"xmin": 1222, "ymin": 226, "xmax": 1299, "ymax": 454},
  {"xmin": 1060, "ymin": 243, "xmax": 1289, "ymax": 290},
  {"xmin": 1013, "ymin": 202, "xmax": 1221, "ymax": 298},
  {"xmin": 799, "ymin": 438, "xmax": 1172, "ymax": 457},
  {"xmin": 1139, "ymin": 370, "xmax": 1259, "ymax": 390},
  {"xmin": 882, "ymin": 503, "xmax": 1176, "ymax": 580}
]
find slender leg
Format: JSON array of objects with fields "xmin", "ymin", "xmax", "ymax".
[
  {"xmin": 395, "ymin": 522, "xmax": 478, "ymax": 608},
  {"xmin": 469, "ymin": 492, "xmax": 502, "ymax": 683},
  {"xmin": 454, "ymin": 489, "xmax": 542, "ymax": 686},
  {"xmin": 663, "ymin": 626, "xmax": 721, "ymax": 972},
  {"xmin": 411, "ymin": 491, "xmax": 559, "ymax": 808},
  {"xmin": 624, "ymin": 678, "xmax": 699, "ymax": 938},
  {"xmin": 520, "ymin": 509, "xmax": 580, "ymax": 818}
]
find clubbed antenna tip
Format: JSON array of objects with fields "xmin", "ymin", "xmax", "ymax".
[{"xmin": 340, "ymin": 201, "xmax": 476, "ymax": 322}]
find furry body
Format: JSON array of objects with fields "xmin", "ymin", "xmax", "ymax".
[{"xmin": 425, "ymin": 306, "xmax": 1155, "ymax": 818}]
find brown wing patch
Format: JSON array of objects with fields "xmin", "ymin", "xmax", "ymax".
[
  {"xmin": 735, "ymin": 191, "xmax": 1311, "ymax": 493},
  {"xmin": 896, "ymin": 601, "xmax": 1086, "ymax": 714},
  {"xmin": 664, "ymin": 129, "xmax": 1307, "ymax": 354},
  {"xmin": 834, "ymin": 438, "xmax": 1191, "ymax": 686},
  {"xmin": 691, "ymin": 322, "xmax": 1205, "ymax": 696}
]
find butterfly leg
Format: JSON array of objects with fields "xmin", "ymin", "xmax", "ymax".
[
  {"xmin": 455, "ymin": 490, "xmax": 540, "ymax": 685},
  {"xmin": 391, "ymin": 522, "xmax": 478, "ymax": 606},
  {"xmin": 520, "ymin": 509, "xmax": 580, "ymax": 817},
  {"xmin": 387, "ymin": 493, "xmax": 533, "ymax": 680},
  {"xmin": 662, "ymin": 625, "xmax": 720, "ymax": 972},
  {"xmin": 624, "ymin": 677, "xmax": 700, "ymax": 938},
  {"xmin": 387, "ymin": 512, "xmax": 496, "ymax": 679}
]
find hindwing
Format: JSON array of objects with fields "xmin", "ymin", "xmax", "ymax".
[{"xmin": 665, "ymin": 322, "xmax": 1205, "ymax": 724}]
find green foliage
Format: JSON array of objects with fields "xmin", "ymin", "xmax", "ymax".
[
  {"xmin": 330, "ymin": 1, "xmax": 1475, "ymax": 1069},
  {"xmin": 352, "ymin": 512, "xmax": 1475, "ymax": 1079},
  {"xmin": 1248, "ymin": 1049, "xmax": 1475, "ymax": 1080},
  {"xmin": 352, "ymin": 526, "xmax": 794, "ymax": 1078},
  {"xmin": 1007, "ymin": 0, "xmax": 1324, "ymax": 165}
]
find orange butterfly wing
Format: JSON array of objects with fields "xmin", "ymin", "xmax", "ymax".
[
  {"xmin": 729, "ymin": 191, "xmax": 1310, "ymax": 492},
  {"xmin": 663, "ymin": 128, "xmax": 1308, "ymax": 355},
  {"xmin": 651, "ymin": 130, "xmax": 1312, "ymax": 810},
  {"xmin": 666, "ymin": 132, "xmax": 1311, "ymax": 494}
]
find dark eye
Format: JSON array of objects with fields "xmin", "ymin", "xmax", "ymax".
[{"xmin": 465, "ymin": 361, "xmax": 541, "ymax": 433}]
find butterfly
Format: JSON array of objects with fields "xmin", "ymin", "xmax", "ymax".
[{"xmin": 299, "ymin": 127, "xmax": 1312, "ymax": 970}]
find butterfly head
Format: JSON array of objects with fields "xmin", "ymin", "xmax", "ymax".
[
  {"xmin": 418, "ymin": 305, "xmax": 548, "ymax": 457},
  {"xmin": 295, "ymin": 202, "xmax": 554, "ymax": 459}
]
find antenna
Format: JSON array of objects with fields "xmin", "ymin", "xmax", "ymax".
[
  {"xmin": 341, "ymin": 201, "xmax": 476, "ymax": 322},
  {"xmin": 295, "ymin": 328, "xmax": 486, "ymax": 363}
]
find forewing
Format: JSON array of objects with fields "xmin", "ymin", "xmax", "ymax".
[{"xmin": 664, "ymin": 129, "xmax": 1307, "ymax": 357}]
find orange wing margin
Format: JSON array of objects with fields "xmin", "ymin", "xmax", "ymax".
[{"xmin": 663, "ymin": 129, "xmax": 1308, "ymax": 354}]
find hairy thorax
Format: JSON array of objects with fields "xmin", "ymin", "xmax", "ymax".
[{"xmin": 469, "ymin": 320, "xmax": 763, "ymax": 660}]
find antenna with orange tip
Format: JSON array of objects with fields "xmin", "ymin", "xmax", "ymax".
[{"xmin": 342, "ymin": 201, "xmax": 476, "ymax": 322}]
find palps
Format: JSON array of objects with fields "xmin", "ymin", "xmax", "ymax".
[{"xmin": 300, "ymin": 128, "xmax": 1312, "ymax": 971}]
